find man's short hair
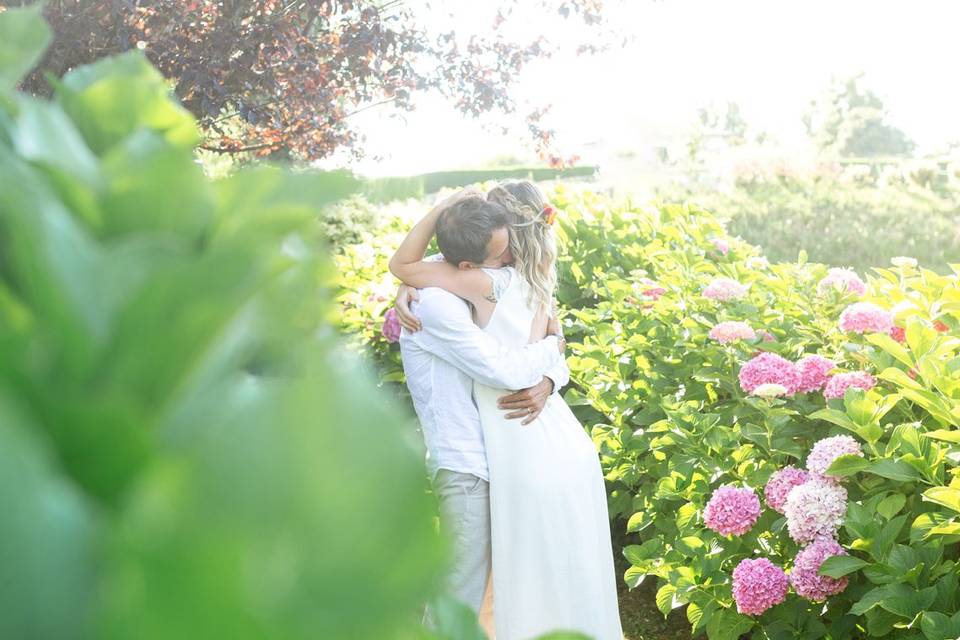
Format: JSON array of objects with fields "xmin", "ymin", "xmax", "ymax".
[{"xmin": 435, "ymin": 196, "xmax": 508, "ymax": 265}]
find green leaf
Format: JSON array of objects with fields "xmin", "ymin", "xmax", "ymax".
[
  {"xmin": 0, "ymin": 397, "xmax": 97, "ymax": 639},
  {"xmin": 674, "ymin": 535, "xmax": 705, "ymax": 556},
  {"xmin": 891, "ymin": 423, "xmax": 923, "ymax": 455},
  {"xmin": 626, "ymin": 510, "xmax": 650, "ymax": 533},
  {"xmin": 849, "ymin": 586, "xmax": 889, "ymax": 615},
  {"xmin": 826, "ymin": 454, "xmax": 870, "ymax": 478},
  {"xmin": 877, "ymin": 584, "xmax": 937, "ymax": 619},
  {"xmin": 877, "ymin": 493, "xmax": 907, "ymax": 520},
  {"xmin": 706, "ymin": 608, "xmax": 754, "ymax": 640},
  {"xmin": 868, "ymin": 458, "xmax": 922, "ymax": 482},
  {"xmin": 11, "ymin": 96, "xmax": 100, "ymax": 187},
  {"xmin": 921, "ymin": 611, "xmax": 960, "ymax": 640},
  {"xmin": 0, "ymin": 4, "xmax": 50, "ymax": 92},
  {"xmin": 873, "ymin": 392, "xmax": 902, "ymax": 423},
  {"xmin": 923, "ymin": 429, "xmax": 960, "ymax": 444},
  {"xmin": 885, "ymin": 544, "xmax": 921, "ymax": 575},
  {"xmin": 427, "ymin": 596, "xmax": 488, "ymax": 640},
  {"xmin": 656, "ymin": 584, "xmax": 677, "ymax": 616},
  {"xmin": 623, "ymin": 538, "xmax": 662, "ymax": 565},
  {"xmin": 911, "ymin": 512, "xmax": 953, "ymax": 542},
  {"xmin": 809, "ymin": 408, "xmax": 858, "ymax": 432},
  {"xmin": 56, "ymin": 51, "xmax": 199, "ymax": 155},
  {"xmin": 878, "ymin": 366, "xmax": 924, "ymax": 390},
  {"xmin": 928, "ymin": 522, "xmax": 960, "ymax": 537},
  {"xmin": 906, "ymin": 318, "xmax": 938, "ymax": 358},
  {"xmin": 924, "ymin": 487, "xmax": 960, "ymax": 513},
  {"xmin": 675, "ymin": 501, "xmax": 698, "ymax": 529},
  {"xmin": 98, "ymin": 130, "xmax": 213, "ymax": 239},
  {"xmin": 844, "ymin": 387, "xmax": 875, "ymax": 425},
  {"xmin": 686, "ymin": 601, "xmax": 704, "ymax": 630},
  {"xmin": 624, "ymin": 565, "xmax": 646, "ymax": 589},
  {"xmin": 866, "ymin": 332, "xmax": 915, "ymax": 368},
  {"xmin": 819, "ymin": 555, "xmax": 870, "ymax": 578}
]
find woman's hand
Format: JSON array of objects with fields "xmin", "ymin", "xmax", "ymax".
[
  {"xmin": 394, "ymin": 284, "xmax": 421, "ymax": 333},
  {"xmin": 546, "ymin": 314, "xmax": 563, "ymax": 338},
  {"xmin": 438, "ymin": 185, "xmax": 483, "ymax": 210}
]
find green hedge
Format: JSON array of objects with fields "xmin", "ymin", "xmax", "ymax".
[
  {"xmin": 660, "ymin": 164, "xmax": 960, "ymax": 275},
  {"xmin": 365, "ymin": 165, "xmax": 597, "ymax": 202}
]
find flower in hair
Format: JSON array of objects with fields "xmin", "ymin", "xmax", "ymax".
[{"xmin": 543, "ymin": 205, "xmax": 557, "ymax": 225}]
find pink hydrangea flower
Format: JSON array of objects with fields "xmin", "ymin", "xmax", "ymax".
[
  {"xmin": 764, "ymin": 466, "xmax": 810, "ymax": 514},
  {"xmin": 839, "ymin": 302, "xmax": 894, "ymax": 335},
  {"xmin": 889, "ymin": 325, "xmax": 906, "ymax": 343},
  {"xmin": 703, "ymin": 486, "xmax": 761, "ymax": 537},
  {"xmin": 732, "ymin": 558, "xmax": 789, "ymax": 615},
  {"xmin": 709, "ymin": 321, "xmax": 757, "ymax": 344},
  {"xmin": 807, "ymin": 435, "xmax": 863, "ymax": 478},
  {"xmin": 638, "ymin": 277, "xmax": 666, "ymax": 300},
  {"xmin": 790, "ymin": 538, "xmax": 850, "ymax": 602},
  {"xmin": 738, "ymin": 352, "xmax": 800, "ymax": 395},
  {"xmin": 711, "ymin": 238, "xmax": 730, "ymax": 255},
  {"xmin": 784, "ymin": 478, "xmax": 847, "ymax": 544},
  {"xmin": 817, "ymin": 268, "xmax": 866, "ymax": 296},
  {"xmin": 823, "ymin": 371, "xmax": 876, "ymax": 400},
  {"xmin": 795, "ymin": 355, "xmax": 836, "ymax": 393},
  {"xmin": 382, "ymin": 308, "xmax": 402, "ymax": 343},
  {"xmin": 703, "ymin": 278, "xmax": 748, "ymax": 302}
]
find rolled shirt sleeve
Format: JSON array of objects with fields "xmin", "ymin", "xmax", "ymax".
[{"xmin": 543, "ymin": 356, "xmax": 570, "ymax": 394}]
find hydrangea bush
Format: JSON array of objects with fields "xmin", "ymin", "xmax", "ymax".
[
  {"xmin": 336, "ymin": 175, "xmax": 960, "ymax": 639},
  {"xmin": 553, "ymin": 193, "xmax": 960, "ymax": 640}
]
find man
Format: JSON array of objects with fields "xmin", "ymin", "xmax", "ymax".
[{"xmin": 392, "ymin": 193, "xmax": 569, "ymax": 628}]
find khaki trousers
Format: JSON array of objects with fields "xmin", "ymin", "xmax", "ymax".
[{"xmin": 425, "ymin": 469, "xmax": 495, "ymax": 637}]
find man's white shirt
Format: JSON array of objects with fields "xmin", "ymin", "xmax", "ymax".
[{"xmin": 400, "ymin": 287, "xmax": 570, "ymax": 482}]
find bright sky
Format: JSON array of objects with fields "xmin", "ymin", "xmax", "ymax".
[{"xmin": 343, "ymin": 0, "xmax": 960, "ymax": 177}]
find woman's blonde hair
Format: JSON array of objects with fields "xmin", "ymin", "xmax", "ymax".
[{"xmin": 487, "ymin": 180, "xmax": 557, "ymax": 312}]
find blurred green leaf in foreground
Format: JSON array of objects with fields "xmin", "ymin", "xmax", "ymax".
[{"xmin": 0, "ymin": 6, "xmax": 442, "ymax": 639}]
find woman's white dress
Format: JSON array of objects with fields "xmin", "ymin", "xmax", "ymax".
[{"xmin": 474, "ymin": 267, "xmax": 623, "ymax": 640}]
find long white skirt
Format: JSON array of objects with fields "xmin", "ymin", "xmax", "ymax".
[{"xmin": 475, "ymin": 384, "xmax": 623, "ymax": 640}]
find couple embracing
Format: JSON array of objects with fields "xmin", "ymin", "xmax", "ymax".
[{"xmin": 389, "ymin": 181, "xmax": 622, "ymax": 639}]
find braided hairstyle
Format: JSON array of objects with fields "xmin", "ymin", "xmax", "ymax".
[{"xmin": 486, "ymin": 180, "xmax": 557, "ymax": 312}]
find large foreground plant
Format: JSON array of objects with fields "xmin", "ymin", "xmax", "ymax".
[{"xmin": 0, "ymin": 7, "xmax": 445, "ymax": 639}]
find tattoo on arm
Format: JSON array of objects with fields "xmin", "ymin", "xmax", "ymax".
[{"xmin": 484, "ymin": 292, "xmax": 498, "ymax": 303}]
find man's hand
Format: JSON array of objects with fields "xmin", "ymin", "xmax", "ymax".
[
  {"xmin": 394, "ymin": 284, "xmax": 421, "ymax": 333},
  {"xmin": 498, "ymin": 376, "xmax": 555, "ymax": 425}
]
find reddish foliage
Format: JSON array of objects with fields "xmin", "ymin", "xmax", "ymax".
[{"xmin": 11, "ymin": 0, "xmax": 618, "ymax": 162}]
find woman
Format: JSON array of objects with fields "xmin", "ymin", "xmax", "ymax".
[{"xmin": 390, "ymin": 181, "xmax": 622, "ymax": 639}]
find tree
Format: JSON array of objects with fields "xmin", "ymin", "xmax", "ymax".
[
  {"xmin": 803, "ymin": 74, "xmax": 915, "ymax": 158},
  {"xmin": 2, "ymin": 0, "xmax": 619, "ymax": 165}
]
